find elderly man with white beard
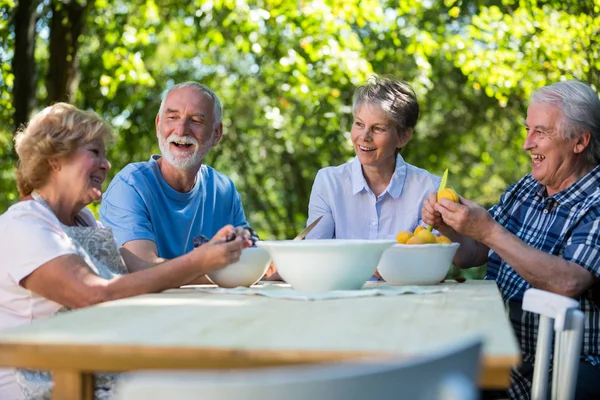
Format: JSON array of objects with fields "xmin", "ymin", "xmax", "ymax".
[{"xmin": 100, "ymin": 82, "xmax": 251, "ymax": 274}]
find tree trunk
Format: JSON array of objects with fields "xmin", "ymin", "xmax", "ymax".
[
  {"xmin": 12, "ymin": 0, "xmax": 41, "ymax": 132},
  {"xmin": 46, "ymin": 0, "xmax": 88, "ymax": 104}
]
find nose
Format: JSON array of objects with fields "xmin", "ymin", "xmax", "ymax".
[
  {"xmin": 174, "ymin": 118, "xmax": 188, "ymax": 135},
  {"xmin": 361, "ymin": 127, "xmax": 373, "ymax": 141},
  {"xmin": 523, "ymin": 130, "xmax": 534, "ymax": 151},
  {"xmin": 101, "ymin": 157, "xmax": 111, "ymax": 171}
]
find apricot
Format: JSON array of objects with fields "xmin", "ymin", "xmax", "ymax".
[
  {"xmin": 413, "ymin": 226, "xmax": 426, "ymax": 235},
  {"xmin": 396, "ymin": 231, "xmax": 413, "ymax": 244},
  {"xmin": 415, "ymin": 229, "xmax": 437, "ymax": 244},
  {"xmin": 437, "ymin": 188, "xmax": 459, "ymax": 203},
  {"xmin": 435, "ymin": 235, "xmax": 453, "ymax": 244},
  {"xmin": 406, "ymin": 235, "xmax": 427, "ymax": 245}
]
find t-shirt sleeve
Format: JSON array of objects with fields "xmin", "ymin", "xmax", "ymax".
[
  {"xmin": 0, "ymin": 204, "xmax": 78, "ymax": 284},
  {"xmin": 563, "ymin": 211, "xmax": 600, "ymax": 279},
  {"xmin": 100, "ymin": 178, "xmax": 156, "ymax": 247},
  {"xmin": 306, "ymin": 169, "xmax": 335, "ymax": 239}
]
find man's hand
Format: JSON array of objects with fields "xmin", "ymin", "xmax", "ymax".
[
  {"xmin": 434, "ymin": 197, "xmax": 496, "ymax": 243},
  {"xmin": 422, "ymin": 192, "xmax": 453, "ymax": 236},
  {"xmin": 190, "ymin": 225, "xmax": 252, "ymax": 273}
]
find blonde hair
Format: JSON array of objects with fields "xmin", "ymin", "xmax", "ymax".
[{"xmin": 14, "ymin": 103, "xmax": 114, "ymax": 197}]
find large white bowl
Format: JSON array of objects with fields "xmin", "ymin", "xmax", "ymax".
[
  {"xmin": 206, "ymin": 247, "xmax": 271, "ymax": 288},
  {"xmin": 376, "ymin": 243, "xmax": 460, "ymax": 285},
  {"xmin": 256, "ymin": 239, "xmax": 396, "ymax": 291}
]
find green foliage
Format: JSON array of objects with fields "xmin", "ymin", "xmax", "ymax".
[{"xmin": 1, "ymin": 0, "xmax": 599, "ymax": 249}]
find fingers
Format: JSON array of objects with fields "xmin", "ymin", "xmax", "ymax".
[{"xmin": 211, "ymin": 225, "xmax": 236, "ymax": 243}]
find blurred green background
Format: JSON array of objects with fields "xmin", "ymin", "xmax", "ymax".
[{"xmin": 1, "ymin": 0, "xmax": 599, "ymax": 278}]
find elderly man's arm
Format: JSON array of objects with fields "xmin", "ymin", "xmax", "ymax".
[
  {"xmin": 482, "ymin": 223, "xmax": 596, "ymax": 297},
  {"xmin": 435, "ymin": 196, "xmax": 598, "ymax": 298}
]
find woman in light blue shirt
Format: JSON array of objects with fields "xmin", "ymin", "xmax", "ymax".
[{"xmin": 306, "ymin": 77, "xmax": 441, "ymax": 240}]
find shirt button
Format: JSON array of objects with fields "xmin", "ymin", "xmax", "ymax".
[
  {"xmin": 543, "ymin": 209, "xmax": 548, "ymax": 214},
  {"xmin": 372, "ymin": 221, "xmax": 377, "ymax": 226}
]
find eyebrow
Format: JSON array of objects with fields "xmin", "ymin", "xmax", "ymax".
[
  {"xmin": 524, "ymin": 123, "xmax": 552, "ymax": 131},
  {"xmin": 164, "ymin": 108, "xmax": 207, "ymax": 119}
]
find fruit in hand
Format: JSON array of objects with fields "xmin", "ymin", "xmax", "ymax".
[
  {"xmin": 226, "ymin": 226, "xmax": 259, "ymax": 246},
  {"xmin": 437, "ymin": 188, "xmax": 459, "ymax": 203},
  {"xmin": 192, "ymin": 234, "xmax": 210, "ymax": 248},
  {"xmin": 193, "ymin": 226, "xmax": 259, "ymax": 248}
]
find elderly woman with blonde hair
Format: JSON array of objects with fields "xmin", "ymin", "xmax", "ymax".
[{"xmin": 0, "ymin": 103, "xmax": 251, "ymax": 399}]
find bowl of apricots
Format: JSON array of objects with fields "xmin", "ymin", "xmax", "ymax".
[{"xmin": 376, "ymin": 226, "xmax": 460, "ymax": 285}]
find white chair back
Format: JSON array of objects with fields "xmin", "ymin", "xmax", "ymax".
[
  {"xmin": 522, "ymin": 288, "xmax": 585, "ymax": 400},
  {"xmin": 113, "ymin": 338, "xmax": 483, "ymax": 400}
]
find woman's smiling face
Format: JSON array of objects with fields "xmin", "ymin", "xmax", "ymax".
[{"xmin": 351, "ymin": 102, "xmax": 407, "ymax": 169}]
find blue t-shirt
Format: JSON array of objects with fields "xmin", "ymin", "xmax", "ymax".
[{"xmin": 100, "ymin": 155, "xmax": 249, "ymax": 259}]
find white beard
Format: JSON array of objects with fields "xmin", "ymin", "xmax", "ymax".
[{"xmin": 158, "ymin": 134, "xmax": 205, "ymax": 170}]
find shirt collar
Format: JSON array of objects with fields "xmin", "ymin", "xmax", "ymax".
[
  {"xmin": 350, "ymin": 154, "xmax": 407, "ymax": 199},
  {"xmin": 527, "ymin": 164, "xmax": 600, "ymax": 206}
]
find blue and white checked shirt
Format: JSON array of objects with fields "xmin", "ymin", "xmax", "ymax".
[
  {"xmin": 486, "ymin": 165, "xmax": 600, "ymax": 399},
  {"xmin": 305, "ymin": 154, "xmax": 440, "ymax": 240}
]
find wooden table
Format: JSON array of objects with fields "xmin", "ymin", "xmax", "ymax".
[{"xmin": 0, "ymin": 280, "xmax": 520, "ymax": 400}]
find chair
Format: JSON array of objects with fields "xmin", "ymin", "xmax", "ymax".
[
  {"xmin": 522, "ymin": 288, "xmax": 585, "ymax": 400},
  {"xmin": 113, "ymin": 338, "xmax": 483, "ymax": 400}
]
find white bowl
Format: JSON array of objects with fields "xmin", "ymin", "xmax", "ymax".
[
  {"xmin": 206, "ymin": 247, "xmax": 271, "ymax": 288},
  {"xmin": 376, "ymin": 243, "xmax": 460, "ymax": 285},
  {"xmin": 256, "ymin": 239, "xmax": 396, "ymax": 291}
]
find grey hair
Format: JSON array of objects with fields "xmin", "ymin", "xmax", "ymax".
[
  {"xmin": 531, "ymin": 80, "xmax": 600, "ymax": 165},
  {"xmin": 352, "ymin": 76, "xmax": 419, "ymax": 137},
  {"xmin": 158, "ymin": 81, "xmax": 223, "ymax": 126}
]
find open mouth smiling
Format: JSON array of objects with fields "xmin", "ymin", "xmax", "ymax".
[
  {"xmin": 359, "ymin": 145, "xmax": 376, "ymax": 152},
  {"xmin": 532, "ymin": 154, "xmax": 545, "ymax": 163}
]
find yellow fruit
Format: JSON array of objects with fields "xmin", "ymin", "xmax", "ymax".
[
  {"xmin": 413, "ymin": 226, "xmax": 426, "ymax": 235},
  {"xmin": 435, "ymin": 235, "xmax": 453, "ymax": 244},
  {"xmin": 437, "ymin": 188, "xmax": 460, "ymax": 203},
  {"xmin": 406, "ymin": 235, "xmax": 427, "ymax": 245},
  {"xmin": 396, "ymin": 231, "xmax": 413, "ymax": 244},
  {"xmin": 415, "ymin": 229, "xmax": 437, "ymax": 244}
]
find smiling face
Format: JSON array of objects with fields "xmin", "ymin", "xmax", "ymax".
[
  {"xmin": 524, "ymin": 102, "xmax": 591, "ymax": 195},
  {"xmin": 351, "ymin": 103, "xmax": 409, "ymax": 170},
  {"xmin": 55, "ymin": 140, "xmax": 111, "ymax": 205},
  {"xmin": 156, "ymin": 86, "xmax": 222, "ymax": 170}
]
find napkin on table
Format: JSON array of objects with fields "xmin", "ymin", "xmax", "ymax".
[{"xmin": 193, "ymin": 282, "xmax": 448, "ymax": 301}]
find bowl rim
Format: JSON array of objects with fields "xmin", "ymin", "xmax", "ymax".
[{"xmin": 256, "ymin": 239, "xmax": 396, "ymax": 247}]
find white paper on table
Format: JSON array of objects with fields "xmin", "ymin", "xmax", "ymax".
[{"xmin": 193, "ymin": 283, "xmax": 448, "ymax": 301}]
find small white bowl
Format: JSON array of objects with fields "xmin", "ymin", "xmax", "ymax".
[
  {"xmin": 376, "ymin": 243, "xmax": 460, "ymax": 285},
  {"xmin": 206, "ymin": 247, "xmax": 271, "ymax": 288},
  {"xmin": 256, "ymin": 239, "xmax": 395, "ymax": 291}
]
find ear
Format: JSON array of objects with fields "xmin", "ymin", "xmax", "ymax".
[
  {"xmin": 48, "ymin": 158, "xmax": 62, "ymax": 172},
  {"xmin": 397, "ymin": 127, "xmax": 413, "ymax": 150},
  {"xmin": 211, "ymin": 122, "xmax": 223, "ymax": 147},
  {"xmin": 155, "ymin": 113, "xmax": 161, "ymax": 138},
  {"xmin": 574, "ymin": 131, "xmax": 591, "ymax": 154}
]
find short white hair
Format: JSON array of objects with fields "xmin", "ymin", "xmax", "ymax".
[{"xmin": 158, "ymin": 81, "xmax": 223, "ymax": 125}]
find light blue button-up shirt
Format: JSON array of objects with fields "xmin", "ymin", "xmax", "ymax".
[{"xmin": 306, "ymin": 154, "xmax": 441, "ymax": 240}]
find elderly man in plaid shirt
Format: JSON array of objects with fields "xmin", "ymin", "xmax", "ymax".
[{"xmin": 423, "ymin": 80, "xmax": 600, "ymax": 400}]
